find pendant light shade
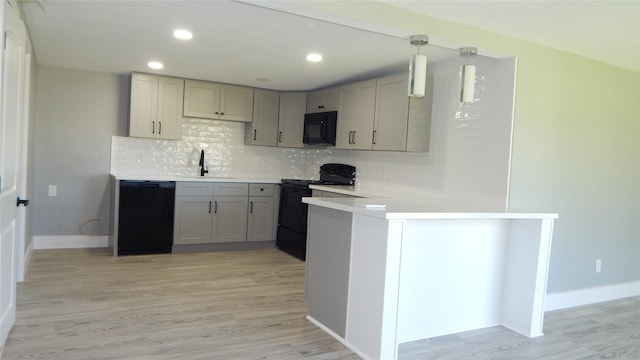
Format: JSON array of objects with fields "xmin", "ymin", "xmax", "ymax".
[
  {"xmin": 409, "ymin": 54, "xmax": 427, "ymax": 97},
  {"xmin": 459, "ymin": 47, "xmax": 478, "ymax": 104},
  {"xmin": 408, "ymin": 35, "xmax": 429, "ymax": 98},
  {"xmin": 460, "ymin": 64, "xmax": 476, "ymax": 104}
]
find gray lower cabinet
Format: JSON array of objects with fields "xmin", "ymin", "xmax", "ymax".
[
  {"xmin": 174, "ymin": 182, "xmax": 276, "ymax": 246},
  {"xmin": 247, "ymin": 184, "xmax": 276, "ymax": 242},
  {"xmin": 173, "ymin": 196, "xmax": 213, "ymax": 244},
  {"xmin": 211, "ymin": 196, "xmax": 248, "ymax": 243},
  {"xmin": 174, "ymin": 182, "xmax": 249, "ymax": 245}
]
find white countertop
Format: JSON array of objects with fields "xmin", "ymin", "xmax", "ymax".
[
  {"xmin": 308, "ymin": 184, "xmax": 376, "ymax": 198},
  {"xmin": 302, "ymin": 197, "xmax": 559, "ymax": 220},
  {"xmin": 112, "ymin": 173, "xmax": 281, "ymax": 184}
]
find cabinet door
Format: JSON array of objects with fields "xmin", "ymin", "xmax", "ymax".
[
  {"xmin": 336, "ymin": 79, "xmax": 376, "ymax": 150},
  {"xmin": 246, "ymin": 89, "xmax": 279, "ymax": 146},
  {"xmin": 278, "ymin": 92, "xmax": 306, "ymax": 148},
  {"xmin": 307, "ymin": 91, "xmax": 325, "ymax": 113},
  {"xmin": 129, "ymin": 73, "xmax": 158, "ymax": 138},
  {"xmin": 157, "ymin": 77, "xmax": 184, "ymax": 140},
  {"xmin": 219, "ymin": 85, "xmax": 254, "ymax": 122},
  {"xmin": 183, "ymin": 80, "xmax": 220, "ymax": 119},
  {"xmin": 211, "ymin": 196, "xmax": 248, "ymax": 243},
  {"xmin": 247, "ymin": 196, "xmax": 275, "ymax": 242},
  {"xmin": 373, "ymin": 74, "xmax": 410, "ymax": 151},
  {"xmin": 323, "ymin": 88, "xmax": 340, "ymax": 112},
  {"xmin": 307, "ymin": 87, "xmax": 339, "ymax": 113},
  {"xmin": 174, "ymin": 196, "xmax": 213, "ymax": 245}
]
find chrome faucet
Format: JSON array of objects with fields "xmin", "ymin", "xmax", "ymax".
[{"xmin": 199, "ymin": 150, "xmax": 208, "ymax": 176}]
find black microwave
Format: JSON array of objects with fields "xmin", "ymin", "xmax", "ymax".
[{"xmin": 303, "ymin": 111, "xmax": 337, "ymax": 145}]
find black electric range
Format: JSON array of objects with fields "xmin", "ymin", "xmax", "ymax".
[{"xmin": 276, "ymin": 164, "xmax": 355, "ymax": 260}]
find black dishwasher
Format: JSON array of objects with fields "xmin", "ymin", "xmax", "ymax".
[{"xmin": 118, "ymin": 180, "xmax": 175, "ymax": 255}]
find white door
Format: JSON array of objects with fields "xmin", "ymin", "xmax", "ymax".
[{"xmin": 1, "ymin": 1, "xmax": 27, "ymax": 346}]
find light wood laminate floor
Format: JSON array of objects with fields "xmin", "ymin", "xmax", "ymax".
[{"xmin": 2, "ymin": 248, "xmax": 640, "ymax": 360}]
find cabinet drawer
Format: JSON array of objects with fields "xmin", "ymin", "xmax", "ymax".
[
  {"xmin": 214, "ymin": 183, "xmax": 248, "ymax": 196},
  {"xmin": 249, "ymin": 183, "xmax": 275, "ymax": 197},
  {"xmin": 176, "ymin": 182, "xmax": 214, "ymax": 196}
]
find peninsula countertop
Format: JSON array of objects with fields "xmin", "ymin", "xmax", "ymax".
[{"xmin": 302, "ymin": 196, "xmax": 559, "ymax": 220}]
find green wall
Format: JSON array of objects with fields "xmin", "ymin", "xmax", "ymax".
[{"xmin": 293, "ymin": 1, "xmax": 640, "ymax": 293}]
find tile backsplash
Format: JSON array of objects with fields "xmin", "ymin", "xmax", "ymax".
[{"xmin": 111, "ymin": 118, "xmax": 323, "ymax": 179}]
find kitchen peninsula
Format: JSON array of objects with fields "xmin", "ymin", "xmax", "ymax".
[{"xmin": 302, "ymin": 196, "xmax": 558, "ymax": 360}]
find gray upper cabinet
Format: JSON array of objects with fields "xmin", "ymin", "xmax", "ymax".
[
  {"xmin": 374, "ymin": 73, "xmax": 433, "ymax": 152},
  {"xmin": 245, "ymin": 89, "xmax": 280, "ymax": 146},
  {"xmin": 332, "ymin": 73, "xmax": 433, "ymax": 152},
  {"xmin": 373, "ymin": 74, "xmax": 410, "ymax": 151},
  {"xmin": 278, "ymin": 92, "xmax": 307, "ymax": 148},
  {"xmin": 335, "ymin": 79, "xmax": 376, "ymax": 150},
  {"xmin": 129, "ymin": 73, "xmax": 183, "ymax": 140},
  {"xmin": 183, "ymin": 80, "xmax": 254, "ymax": 122},
  {"xmin": 307, "ymin": 86, "xmax": 339, "ymax": 113}
]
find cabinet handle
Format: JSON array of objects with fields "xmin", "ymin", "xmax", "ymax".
[
  {"xmin": 220, "ymin": 112, "xmax": 225, "ymax": 115},
  {"xmin": 209, "ymin": 201, "xmax": 212, "ymax": 214},
  {"xmin": 278, "ymin": 131, "xmax": 282, "ymax": 143},
  {"xmin": 152, "ymin": 121, "xmax": 155, "ymax": 134},
  {"xmin": 214, "ymin": 201, "xmax": 218, "ymax": 214},
  {"xmin": 352, "ymin": 130, "xmax": 356, "ymax": 144},
  {"xmin": 319, "ymin": 105, "xmax": 325, "ymax": 109},
  {"xmin": 348, "ymin": 131, "xmax": 352, "ymax": 144},
  {"xmin": 215, "ymin": 111, "xmax": 219, "ymax": 115},
  {"xmin": 158, "ymin": 121, "xmax": 162, "ymax": 135},
  {"xmin": 250, "ymin": 201, "xmax": 253, "ymax": 213},
  {"xmin": 372, "ymin": 130, "xmax": 377, "ymax": 145},
  {"xmin": 253, "ymin": 129, "xmax": 257, "ymax": 141}
]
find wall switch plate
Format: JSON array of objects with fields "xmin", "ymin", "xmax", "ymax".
[
  {"xmin": 48, "ymin": 185, "xmax": 57, "ymax": 197},
  {"xmin": 595, "ymin": 259, "xmax": 602, "ymax": 273}
]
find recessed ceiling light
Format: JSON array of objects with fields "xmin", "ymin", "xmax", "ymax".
[
  {"xmin": 306, "ymin": 53, "xmax": 322, "ymax": 62},
  {"xmin": 147, "ymin": 61, "xmax": 164, "ymax": 70},
  {"xmin": 173, "ymin": 29, "xmax": 193, "ymax": 40}
]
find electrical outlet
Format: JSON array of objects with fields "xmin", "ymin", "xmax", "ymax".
[
  {"xmin": 48, "ymin": 185, "xmax": 57, "ymax": 197},
  {"xmin": 595, "ymin": 259, "xmax": 602, "ymax": 273}
]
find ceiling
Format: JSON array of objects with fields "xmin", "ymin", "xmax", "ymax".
[
  {"xmin": 382, "ymin": 0, "xmax": 640, "ymax": 74},
  {"xmin": 20, "ymin": 0, "xmax": 640, "ymax": 92},
  {"xmin": 20, "ymin": 0, "xmax": 458, "ymax": 91}
]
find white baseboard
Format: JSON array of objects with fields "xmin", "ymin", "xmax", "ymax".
[
  {"xmin": 33, "ymin": 235, "xmax": 109, "ymax": 249},
  {"xmin": 19, "ymin": 239, "xmax": 34, "ymax": 282},
  {"xmin": 306, "ymin": 315, "xmax": 373, "ymax": 360},
  {"xmin": 545, "ymin": 281, "xmax": 640, "ymax": 312}
]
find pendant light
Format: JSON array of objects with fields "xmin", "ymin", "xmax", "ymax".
[
  {"xmin": 459, "ymin": 47, "xmax": 478, "ymax": 104},
  {"xmin": 409, "ymin": 34, "xmax": 429, "ymax": 97}
]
